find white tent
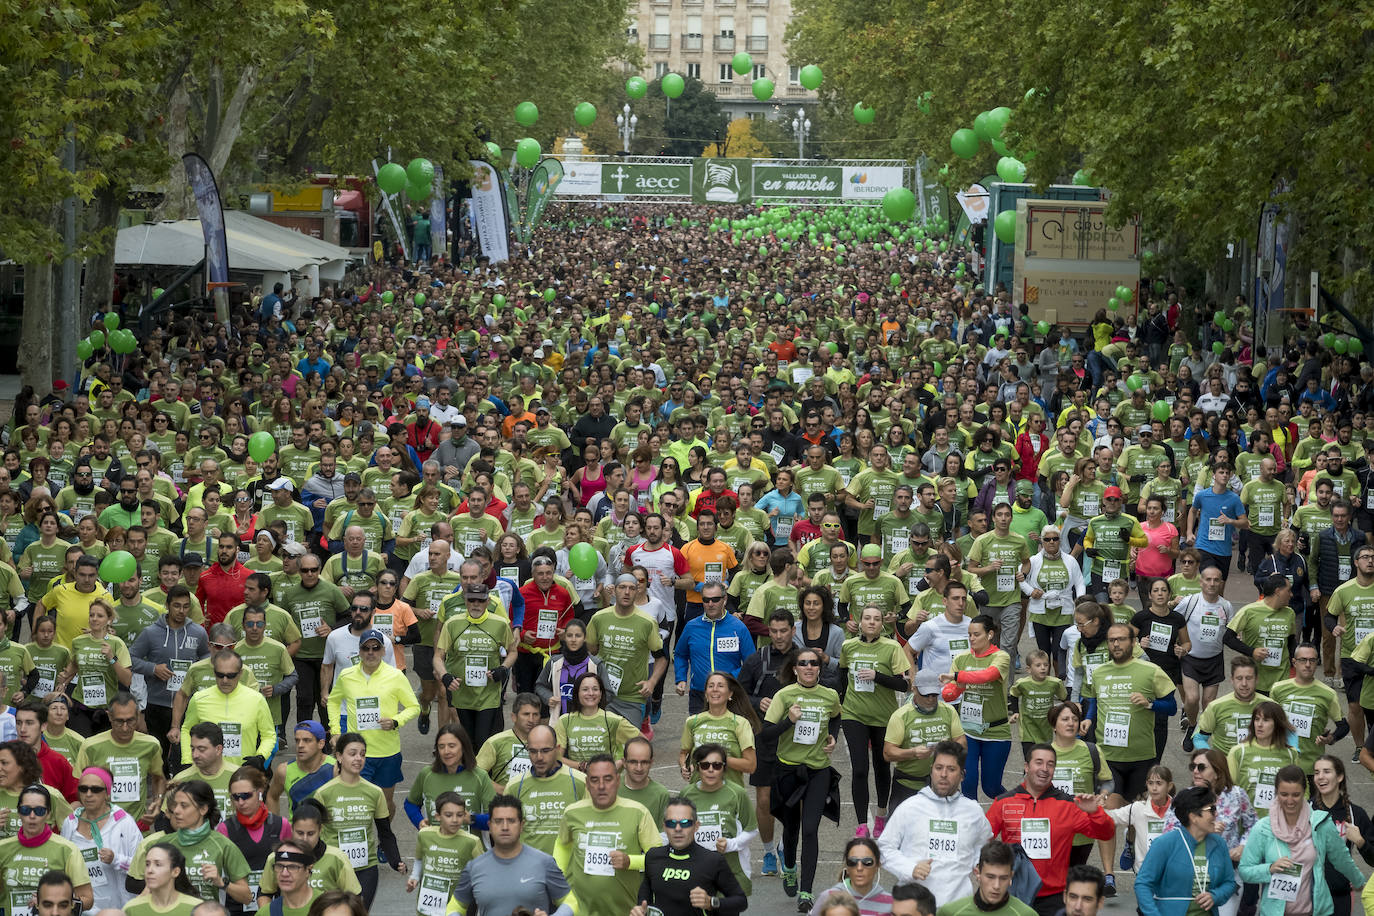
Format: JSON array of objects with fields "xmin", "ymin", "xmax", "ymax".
[{"xmin": 115, "ymin": 210, "xmax": 354, "ymax": 296}]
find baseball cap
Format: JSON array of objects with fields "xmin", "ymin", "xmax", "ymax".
[
  {"xmin": 281, "ymin": 541, "xmax": 308, "ymax": 558},
  {"xmin": 914, "ymin": 670, "xmax": 942, "ymax": 696},
  {"xmin": 542, "ymin": 339, "xmax": 554, "ymax": 348},
  {"xmin": 535, "ymin": 406, "xmax": 550, "ymax": 415},
  {"xmin": 533, "ymin": 349, "xmax": 545, "ymax": 359},
  {"xmin": 1103, "ymin": 486, "xmax": 1124, "ymax": 500},
  {"xmin": 343, "ymin": 472, "xmax": 362, "ymax": 484},
  {"xmin": 860, "ymin": 544, "xmax": 883, "ymax": 560},
  {"xmin": 181, "ymin": 553, "xmax": 204, "ymax": 568},
  {"xmin": 1138, "ymin": 424, "xmax": 1154, "ymax": 436},
  {"xmin": 358, "ymin": 628, "xmax": 386, "ymax": 647},
  {"xmin": 415, "ymin": 396, "xmax": 431, "ymax": 410},
  {"xmin": 1014, "ymin": 480, "xmax": 1034, "ymax": 495},
  {"xmin": 463, "ymin": 583, "xmax": 489, "ymax": 601},
  {"xmin": 451, "ymin": 414, "xmax": 468, "ymax": 427},
  {"xmin": 267, "ymin": 477, "xmax": 294, "ymax": 492}
]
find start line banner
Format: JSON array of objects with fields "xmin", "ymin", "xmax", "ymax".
[{"xmin": 553, "ymin": 158, "xmax": 907, "ymax": 204}]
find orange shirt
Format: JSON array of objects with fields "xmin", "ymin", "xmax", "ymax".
[
  {"xmin": 373, "ymin": 598, "xmax": 419, "ymax": 669},
  {"xmin": 681, "ymin": 538, "xmax": 737, "ymax": 607}
]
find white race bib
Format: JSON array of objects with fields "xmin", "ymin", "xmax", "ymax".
[
  {"xmin": 703, "ymin": 562, "xmax": 724, "ymax": 583},
  {"xmin": 603, "ymin": 662, "xmax": 624, "ymax": 695},
  {"xmin": 1286, "ymin": 701, "xmax": 1314, "ymax": 738},
  {"xmin": 222, "ymin": 722, "xmax": 242, "ymax": 758},
  {"xmin": 873, "ymin": 498, "xmax": 890, "ymax": 520},
  {"xmin": 1262, "ymin": 638, "xmax": 1285, "ymax": 666},
  {"xmin": 960, "ymin": 697, "xmax": 985, "ymax": 730},
  {"xmin": 926, "ymin": 818, "xmax": 959, "ymax": 858},
  {"xmin": 694, "ymin": 812, "xmax": 723, "ymax": 850},
  {"xmin": 1101, "ymin": 562, "xmax": 1121, "ymax": 583},
  {"xmin": 1207, "ymin": 519, "xmax": 1225, "ymax": 542},
  {"xmin": 1258, "ymin": 508, "xmax": 1274, "ymax": 528},
  {"xmin": 465, "ymin": 664, "xmax": 488, "ymax": 687},
  {"xmin": 81, "ymin": 674, "xmax": 107, "ymax": 708},
  {"xmin": 1148, "ymin": 621, "xmax": 1172, "ymax": 653},
  {"xmin": 583, "ymin": 832, "xmax": 618, "ymax": 876},
  {"xmin": 339, "ymin": 827, "xmax": 369, "ymax": 867},
  {"xmin": 1103, "ymin": 712, "xmax": 1131, "ymax": 748},
  {"xmin": 1254, "ymin": 781, "xmax": 1276, "ymax": 810},
  {"xmin": 715, "ymin": 636, "xmax": 740, "ymax": 654},
  {"xmin": 111, "ymin": 759, "xmax": 141, "ymax": 803},
  {"xmin": 1082, "ymin": 496, "xmax": 1100, "ymax": 516},
  {"xmin": 775, "ymin": 517, "xmax": 794, "ymax": 540},
  {"xmin": 536, "ymin": 610, "xmax": 558, "ymax": 641},
  {"xmin": 355, "ymin": 696, "xmax": 381, "ymax": 730},
  {"xmin": 793, "ymin": 710, "xmax": 821, "ymax": 745},
  {"xmin": 1021, "ymin": 818, "xmax": 1051, "ymax": 859},
  {"xmin": 996, "ymin": 570, "xmax": 1015, "ymax": 592},
  {"xmin": 1052, "ymin": 766, "xmax": 1076, "ymax": 795},
  {"xmin": 1268, "ymin": 866, "xmax": 1300, "ymax": 902},
  {"xmin": 34, "ymin": 666, "xmax": 56, "ymax": 697},
  {"xmin": 1199, "ymin": 615, "xmax": 1221, "ymax": 644},
  {"xmin": 417, "ymin": 876, "xmax": 449, "ymax": 916},
  {"xmin": 851, "ymin": 663, "xmax": 875, "ymax": 693},
  {"xmin": 167, "ymin": 659, "xmax": 190, "ymax": 694},
  {"xmin": 81, "ymin": 846, "xmax": 108, "ymax": 886}
]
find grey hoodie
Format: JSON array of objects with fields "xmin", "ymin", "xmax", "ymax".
[{"xmin": 128, "ymin": 615, "xmax": 209, "ymax": 709}]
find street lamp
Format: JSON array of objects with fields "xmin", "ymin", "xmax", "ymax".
[
  {"xmin": 791, "ymin": 106, "xmax": 811, "ymax": 160},
  {"xmin": 616, "ymin": 103, "xmax": 638, "ymax": 154}
]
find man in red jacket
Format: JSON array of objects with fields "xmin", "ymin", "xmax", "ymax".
[
  {"xmin": 15, "ymin": 700, "xmax": 76, "ymax": 802},
  {"xmin": 196, "ymin": 533, "xmax": 252, "ymax": 626},
  {"xmin": 984, "ymin": 744, "xmax": 1115, "ymax": 916}
]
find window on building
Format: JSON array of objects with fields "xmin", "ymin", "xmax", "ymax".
[
  {"xmin": 686, "ymin": 14, "xmax": 702, "ymax": 35},
  {"xmin": 718, "ymin": 15, "xmax": 734, "ymax": 35},
  {"xmin": 719, "ymin": 63, "xmax": 733, "ymax": 81},
  {"xmin": 687, "ymin": 62, "xmax": 701, "ymax": 79},
  {"xmin": 655, "ymin": 61, "xmax": 669, "ymax": 77},
  {"xmin": 753, "ymin": 64, "xmax": 766, "ymax": 79},
  {"xmin": 788, "ymin": 65, "xmax": 801, "ymax": 85}
]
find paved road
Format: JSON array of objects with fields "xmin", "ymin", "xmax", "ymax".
[{"xmin": 338, "ymin": 572, "xmax": 1374, "ymax": 914}]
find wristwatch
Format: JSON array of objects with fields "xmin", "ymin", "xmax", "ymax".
[{"xmin": 710, "ymin": 895, "xmax": 722, "ymax": 910}]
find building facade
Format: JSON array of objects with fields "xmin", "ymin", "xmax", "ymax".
[{"xmin": 627, "ymin": 0, "xmax": 817, "ymax": 120}]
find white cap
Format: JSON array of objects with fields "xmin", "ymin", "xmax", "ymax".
[
  {"xmin": 533, "ymin": 349, "xmax": 545, "ymax": 359},
  {"xmin": 267, "ymin": 476, "xmax": 294, "ymax": 492},
  {"xmin": 451, "ymin": 414, "xmax": 468, "ymax": 426}
]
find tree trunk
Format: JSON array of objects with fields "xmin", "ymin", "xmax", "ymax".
[
  {"xmin": 80, "ymin": 185, "xmax": 121, "ymax": 326},
  {"xmin": 19, "ymin": 214, "xmax": 58, "ymax": 397},
  {"xmin": 207, "ymin": 64, "xmax": 257, "ymax": 178},
  {"xmin": 154, "ymin": 78, "xmax": 193, "ymax": 220}
]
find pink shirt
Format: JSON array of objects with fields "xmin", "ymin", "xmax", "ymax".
[{"xmin": 1135, "ymin": 521, "xmax": 1178, "ymax": 577}]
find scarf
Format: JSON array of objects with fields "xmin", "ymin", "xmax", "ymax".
[
  {"xmin": 176, "ymin": 821, "xmax": 214, "ymax": 847},
  {"xmin": 560, "ymin": 644, "xmax": 589, "ymax": 665},
  {"xmin": 18, "ymin": 825, "xmax": 53, "ymax": 847},
  {"xmin": 77, "ymin": 807, "xmax": 109, "ymax": 849},
  {"xmin": 236, "ymin": 804, "xmax": 270, "ymax": 832},
  {"xmin": 1271, "ymin": 802, "xmax": 1317, "ymax": 916}
]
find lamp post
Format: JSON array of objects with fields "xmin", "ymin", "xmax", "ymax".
[
  {"xmin": 616, "ymin": 103, "xmax": 638, "ymax": 154},
  {"xmin": 791, "ymin": 107, "xmax": 811, "ymax": 160}
]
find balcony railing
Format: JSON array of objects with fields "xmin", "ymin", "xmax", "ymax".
[
  {"xmin": 746, "ymin": 35, "xmax": 767, "ymax": 51},
  {"xmin": 681, "ymin": 34, "xmax": 703, "ymax": 50},
  {"xmin": 648, "ymin": 33, "xmax": 669, "ymax": 49},
  {"xmin": 713, "ymin": 34, "xmax": 735, "ymax": 50}
]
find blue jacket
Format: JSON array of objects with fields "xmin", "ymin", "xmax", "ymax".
[
  {"xmin": 1135, "ymin": 827, "xmax": 1236, "ymax": 916},
  {"xmin": 1238, "ymin": 809, "xmax": 1366, "ymax": 916},
  {"xmin": 673, "ymin": 612, "xmax": 753, "ymax": 690}
]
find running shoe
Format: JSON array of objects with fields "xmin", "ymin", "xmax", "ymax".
[
  {"xmin": 797, "ymin": 892, "xmax": 814, "ymax": 913},
  {"xmin": 417, "ymin": 711, "xmax": 430, "ymax": 735},
  {"xmin": 873, "ymin": 815, "xmax": 887, "ymax": 838},
  {"xmin": 1182, "ymin": 724, "xmax": 1196, "ymax": 753},
  {"xmin": 1104, "ymin": 874, "xmax": 1117, "ymax": 898},
  {"xmin": 855, "ymin": 824, "xmax": 870, "ymax": 839},
  {"xmin": 639, "ymin": 717, "xmax": 654, "ymax": 740},
  {"xmin": 1120, "ymin": 844, "xmax": 1134, "ymax": 870},
  {"xmin": 649, "ymin": 699, "xmax": 662, "ymax": 725},
  {"xmin": 761, "ymin": 851, "xmax": 779, "ymax": 876},
  {"xmin": 1354, "ymin": 750, "xmax": 1363, "ymax": 764},
  {"xmin": 782, "ymin": 866, "xmax": 798, "ymax": 897}
]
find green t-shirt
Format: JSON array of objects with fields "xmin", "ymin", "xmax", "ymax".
[
  {"xmin": 21, "ymin": 539, "xmax": 71, "ymax": 601},
  {"xmin": 1195, "ymin": 691, "xmax": 1268, "ymax": 757},
  {"xmin": 511, "ymin": 765, "xmax": 586, "ymax": 853},
  {"xmin": 402, "ymin": 571, "xmax": 464, "ymax": 645},
  {"xmin": 554, "ymin": 709, "xmax": 640, "ymax": 763},
  {"xmin": 848, "ymin": 467, "xmax": 903, "ymax": 536},
  {"xmin": 435, "ymin": 612, "xmax": 514, "ymax": 711},
  {"xmin": 124, "ymin": 893, "xmax": 204, "ymax": 916},
  {"xmin": 0, "ymin": 834, "xmax": 87, "ymax": 912},
  {"xmin": 0, "ymin": 644, "xmax": 31, "ymax": 703},
  {"xmin": 1269, "ymin": 677, "xmax": 1343, "ymax": 772},
  {"xmin": 405, "ymin": 766, "xmax": 496, "ymax": 824},
  {"xmin": 256, "ymin": 503, "xmax": 314, "ymax": 545},
  {"xmin": 1326, "ymin": 578, "xmax": 1374, "ymax": 658},
  {"xmin": 952, "ymin": 649, "xmax": 1012, "ymax": 741},
  {"xmin": 764, "ymin": 682, "xmax": 842, "ymax": 769},
  {"xmin": 1011, "ymin": 675, "xmax": 1067, "ymax": 744},
  {"xmin": 130, "ymin": 829, "xmax": 249, "ymax": 901},
  {"xmin": 23, "ymin": 643, "xmax": 68, "ymax": 699},
  {"xmin": 838, "ymin": 636, "xmax": 911, "ymax": 726},
  {"xmin": 586, "ymin": 608, "xmax": 663, "ymax": 704},
  {"xmin": 968, "ymin": 532, "xmax": 1031, "ymax": 606},
  {"xmin": 0, "ymin": 785, "xmax": 70, "ymax": 840},
  {"xmin": 235, "ymin": 637, "xmax": 294, "ymax": 725},
  {"xmin": 936, "ymin": 890, "xmax": 1037, "ymax": 916},
  {"xmin": 877, "ymin": 511, "xmax": 919, "ymax": 560},
  {"xmin": 70, "ymin": 633, "xmax": 130, "ymax": 708},
  {"xmin": 1240, "ymin": 479, "xmax": 1285, "ymax": 535},
  {"xmin": 1168, "ymin": 573, "xmax": 1202, "ymax": 601},
  {"xmin": 1090, "ymin": 657, "xmax": 1176, "ymax": 762},
  {"xmin": 1227, "ymin": 740, "xmax": 1299, "ymax": 817},
  {"xmin": 1227, "ymin": 601, "xmax": 1297, "ymax": 692},
  {"xmin": 618, "ymin": 777, "xmax": 671, "ymax": 825},
  {"xmin": 278, "ymin": 580, "xmax": 350, "ymax": 660},
  {"xmin": 883, "ymin": 702, "xmax": 965, "ymax": 782},
  {"xmin": 556, "ymin": 797, "xmax": 659, "ymax": 914},
  {"xmin": 414, "ymin": 826, "xmax": 483, "ymax": 912},
  {"xmin": 683, "ymin": 780, "xmax": 758, "ymax": 894},
  {"xmin": 109, "ymin": 600, "xmax": 162, "ymax": 646},
  {"xmin": 313, "ymin": 776, "xmax": 390, "ymax": 869},
  {"xmin": 75, "ymin": 731, "xmax": 164, "ymax": 822},
  {"xmin": 173, "ymin": 763, "xmax": 235, "ymax": 815},
  {"xmin": 838, "ymin": 573, "xmax": 910, "ymax": 638},
  {"xmin": 679, "ymin": 711, "xmax": 756, "ymax": 786}
]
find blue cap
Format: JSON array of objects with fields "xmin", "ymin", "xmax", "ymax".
[
  {"xmin": 294, "ymin": 720, "xmax": 326, "ymax": 739},
  {"xmin": 359, "ymin": 628, "xmax": 386, "ymax": 647}
]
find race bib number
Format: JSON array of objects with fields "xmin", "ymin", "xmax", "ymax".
[
  {"xmin": 948, "ymin": 637, "xmax": 970, "ymax": 657},
  {"xmin": 111, "ymin": 759, "xmax": 141, "ymax": 803},
  {"xmin": 222, "ymin": 722, "xmax": 242, "ymax": 758},
  {"xmin": 465, "ymin": 664, "xmax": 489, "ymax": 687},
  {"xmin": 339, "ymin": 827, "xmax": 369, "ymax": 868},
  {"xmin": 1267, "ymin": 864, "xmax": 1300, "ymax": 902},
  {"xmin": 960, "ymin": 697, "xmax": 985, "ymax": 732},
  {"xmin": 703, "ymin": 562, "xmax": 724, "ymax": 583},
  {"xmin": 244, "ymin": 870, "xmax": 262, "ymax": 912},
  {"xmin": 355, "ymin": 696, "xmax": 381, "ymax": 730},
  {"xmin": 1146, "ymin": 820, "xmax": 1166, "ymax": 852},
  {"xmin": 1207, "ymin": 519, "xmax": 1225, "ymax": 542},
  {"xmin": 851, "ymin": 663, "xmax": 875, "ymax": 693},
  {"xmin": 1103, "ymin": 711, "xmax": 1131, "ymax": 748},
  {"xmin": 926, "ymin": 819, "xmax": 959, "ymax": 857},
  {"xmin": 775, "ymin": 517, "xmax": 794, "ymax": 540},
  {"xmin": 1021, "ymin": 818, "xmax": 1051, "ymax": 859},
  {"xmin": 507, "ymin": 746, "xmax": 532, "ymax": 778},
  {"xmin": 1254, "ymin": 781, "xmax": 1276, "ymax": 810},
  {"xmin": 34, "ymin": 666, "xmax": 56, "ymax": 697},
  {"xmin": 167, "ymin": 658, "xmax": 190, "ymax": 694},
  {"xmin": 1148, "ymin": 622, "xmax": 1172, "ymax": 653},
  {"xmin": 996, "ymin": 569, "xmax": 1015, "ymax": 592},
  {"xmin": 81, "ymin": 674, "xmax": 108, "ymax": 708},
  {"xmin": 1052, "ymin": 766, "xmax": 1076, "ymax": 795},
  {"xmin": 603, "ymin": 662, "xmax": 624, "ymax": 695},
  {"xmin": 500, "ymin": 566, "xmax": 519, "ymax": 582},
  {"xmin": 694, "ymin": 812, "xmax": 723, "ymax": 850},
  {"xmin": 793, "ymin": 709, "xmax": 822, "ymax": 745},
  {"xmin": 1339, "ymin": 561, "xmax": 1351, "ymax": 581},
  {"xmin": 583, "ymin": 832, "xmax": 618, "ymax": 876},
  {"xmin": 1199, "ymin": 615, "xmax": 1221, "ymax": 644},
  {"xmin": 716, "ymin": 635, "xmax": 739, "ymax": 654},
  {"xmin": 81, "ymin": 846, "xmax": 108, "ymax": 886},
  {"xmin": 1356, "ymin": 625, "xmax": 1374, "ymax": 646},
  {"xmin": 1262, "ymin": 638, "xmax": 1285, "ymax": 666},
  {"xmin": 873, "ymin": 498, "xmax": 890, "ymax": 520},
  {"xmin": 373, "ymin": 612, "xmax": 393, "ymax": 633},
  {"xmin": 1286, "ymin": 701, "xmax": 1315, "ymax": 738},
  {"xmin": 1101, "ymin": 562, "xmax": 1121, "ymax": 583},
  {"xmin": 1165, "ymin": 505, "xmax": 1176, "ymax": 523},
  {"xmin": 1082, "ymin": 496, "xmax": 1100, "ymax": 516},
  {"xmin": 417, "ymin": 875, "xmax": 449, "ymax": 916},
  {"xmin": 536, "ymin": 609, "xmax": 558, "ymax": 641},
  {"xmin": 1257, "ymin": 508, "xmax": 1274, "ymax": 528},
  {"xmin": 299, "ymin": 606, "xmax": 324, "ymax": 636}
]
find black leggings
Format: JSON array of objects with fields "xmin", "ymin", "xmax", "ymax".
[
  {"xmin": 455, "ymin": 706, "xmax": 505, "ymax": 750},
  {"xmin": 776, "ymin": 766, "xmax": 830, "ymax": 894},
  {"xmin": 841, "ymin": 719, "xmax": 891, "ymax": 823},
  {"xmin": 294, "ymin": 656, "xmax": 325, "ymax": 726},
  {"xmin": 356, "ymin": 865, "xmax": 378, "ymax": 908}
]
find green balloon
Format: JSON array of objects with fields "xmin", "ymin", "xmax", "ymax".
[
  {"xmin": 574, "ymin": 102, "xmax": 597, "ymax": 127},
  {"xmin": 882, "ymin": 188, "xmax": 916, "ymax": 222},
  {"xmin": 77, "ymin": 340, "xmax": 93, "ymax": 360},
  {"xmin": 514, "ymin": 308, "xmax": 527, "ymax": 321},
  {"xmin": 758, "ymin": 245, "xmax": 768, "ymax": 257},
  {"xmin": 661, "ymin": 73, "xmax": 685, "ymax": 98},
  {"xmin": 407, "ymin": 158, "xmax": 434, "ymax": 186},
  {"xmin": 1126, "ymin": 374, "xmax": 1144, "ymax": 390},
  {"xmin": 90, "ymin": 329, "xmax": 105, "ymax": 348},
  {"xmin": 826, "ymin": 342, "xmax": 838, "ymax": 354},
  {"xmin": 752, "ymin": 78, "xmax": 774, "ymax": 101},
  {"xmin": 775, "ymin": 292, "xmax": 785, "ymax": 305},
  {"xmin": 853, "ymin": 103, "xmax": 876, "ymax": 124},
  {"xmin": 990, "ymin": 138, "xmax": 1011, "ymax": 157},
  {"xmin": 377, "ymin": 162, "xmax": 407, "ymax": 194},
  {"xmin": 415, "ymin": 293, "xmax": 427, "ymax": 308},
  {"xmin": 1116, "ymin": 285, "xmax": 1133, "ymax": 302},
  {"xmin": 731, "ymin": 52, "xmax": 753, "ymax": 75},
  {"xmin": 1153, "ymin": 400, "xmax": 1171, "ymax": 421},
  {"xmin": 514, "ymin": 101, "xmax": 539, "ymax": 127},
  {"xmin": 1072, "ymin": 168, "xmax": 1093, "ymax": 187},
  {"xmin": 993, "ymin": 210, "xmax": 1017, "ymax": 244},
  {"xmin": 626, "ymin": 76, "xmax": 648, "ymax": 99},
  {"xmin": 799, "ymin": 65, "xmax": 823, "ymax": 91},
  {"xmin": 103, "ymin": 312, "xmax": 120, "ymax": 330},
  {"xmin": 248, "ymin": 431, "xmax": 276, "ymax": 462},
  {"xmin": 933, "ymin": 362, "xmax": 944, "ymax": 375},
  {"xmin": 1154, "ymin": 280, "xmax": 1166, "ymax": 296},
  {"xmin": 568, "ymin": 542, "xmax": 598, "ymax": 579},
  {"xmin": 485, "ymin": 141, "xmax": 503, "ymax": 163},
  {"xmin": 1334, "ymin": 337, "xmax": 1348, "ymax": 354},
  {"xmin": 1108, "ymin": 297, "xmax": 1121, "ymax": 311},
  {"xmin": 649, "ymin": 303, "xmax": 660, "ymax": 315},
  {"xmin": 973, "ymin": 110, "xmax": 993, "ymax": 140},
  {"xmin": 1035, "ymin": 320, "xmax": 1050, "ymax": 336},
  {"xmin": 891, "ymin": 273, "xmax": 902, "ymax": 287},
  {"xmin": 406, "ymin": 179, "xmax": 430, "ymax": 201},
  {"xmin": 987, "ymin": 106, "xmax": 1012, "ymax": 137},
  {"xmin": 492, "ymin": 293, "xmax": 506, "ymax": 309},
  {"xmin": 950, "ymin": 128, "xmax": 980, "ymax": 159},
  {"xmin": 916, "ymin": 91, "xmax": 933, "ymax": 115},
  {"xmin": 543, "ymin": 287, "xmax": 556, "ymax": 301},
  {"xmin": 1221, "ymin": 318, "xmax": 1234, "ymax": 332},
  {"xmin": 1212, "ymin": 342, "xmax": 1224, "ymax": 354},
  {"xmin": 98, "ymin": 550, "xmax": 137, "ymax": 584},
  {"xmin": 382, "ymin": 290, "xmax": 395, "ymax": 304},
  {"xmin": 996, "ymin": 157, "xmax": 1027, "ymax": 183},
  {"xmin": 1351, "ymin": 338, "xmax": 1365, "ymax": 355},
  {"xmin": 516, "ymin": 137, "xmax": 541, "ymax": 169}
]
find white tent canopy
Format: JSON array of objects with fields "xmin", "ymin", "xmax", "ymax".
[{"xmin": 115, "ymin": 211, "xmax": 354, "ymax": 296}]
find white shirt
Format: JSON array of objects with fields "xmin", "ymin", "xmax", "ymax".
[
  {"xmin": 322, "ymin": 627, "xmax": 396, "ymax": 687},
  {"xmin": 1175, "ymin": 593, "xmax": 1234, "ymax": 660},
  {"xmin": 403, "ymin": 550, "xmax": 465, "ymax": 580},
  {"xmin": 907, "ymin": 612, "xmax": 972, "ymax": 677}
]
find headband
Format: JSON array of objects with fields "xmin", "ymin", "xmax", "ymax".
[
  {"xmin": 81, "ymin": 767, "xmax": 114, "ymax": 794},
  {"xmin": 275, "ymin": 848, "xmax": 315, "ymax": 866}
]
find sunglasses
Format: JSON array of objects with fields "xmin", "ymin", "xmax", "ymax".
[
  {"xmin": 231, "ymin": 792, "xmax": 257, "ymax": 802},
  {"xmin": 795, "ymin": 659, "xmax": 820, "ymax": 668},
  {"xmin": 17, "ymin": 805, "xmax": 47, "ymax": 817},
  {"xmin": 350, "ymin": 605, "xmax": 371, "ymax": 612},
  {"xmin": 846, "ymin": 857, "xmax": 876, "ymax": 868},
  {"xmin": 664, "ymin": 818, "xmax": 696, "ymax": 829},
  {"xmin": 243, "ymin": 620, "xmax": 265, "ymax": 629},
  {"xmin": 1190, "ymin": 763, "xmax": 1209, "ymax": 771},
  {"xmin": 697, "ymin": 760, "xmax": 725, "ymax": 771},
  {"xmin": 214, "ymin": 670, "xmax": 240, "ymax": 679},
  {"xmin": 862, "ymin": 560, "xmax": 882, "ymax": 567},
  {"xmin": 77, "ymin": 785, "xmax": 106, "ymax": 794},
  {"xmin": 702, "ymin": 595, "xmax": 724, "ymax": 602},
  {"xmin": 1042, "ymin": 536, "xmax": 1060, "ymax": 541}
]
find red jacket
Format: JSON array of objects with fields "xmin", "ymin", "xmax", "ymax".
[
  {"xmin": 985, "ymin": 783, "xmax": 1114, "ymax": 897},
  {"xmin": 196, "ymin": 561, "xmax": 252, "ymax": 626},
  {"xmin": 516, "ymin": 581, "xmax": 577, "ymax": 655},
  {"xmin": 37, "ymin": 741, "xmax": 77, "ymax": 803},
  {"xmin": 1014, "ymin": 431, "xmax": 1050, "ymax": 483}
]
